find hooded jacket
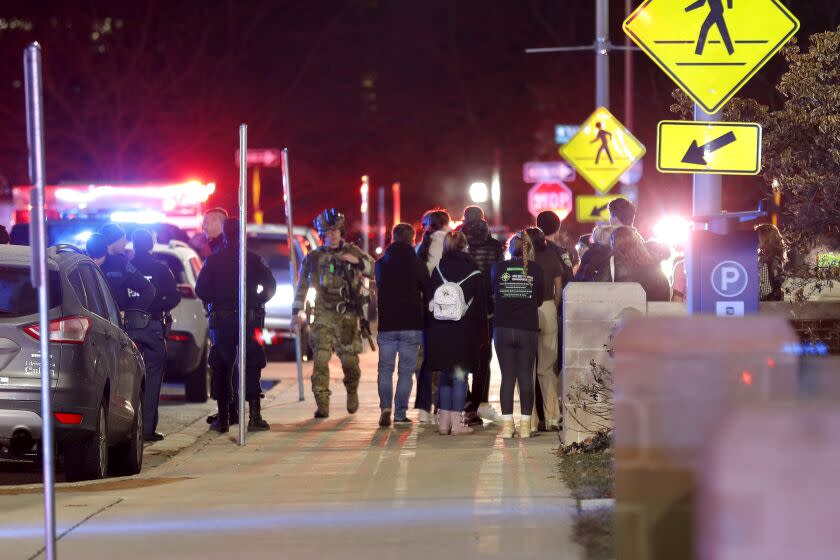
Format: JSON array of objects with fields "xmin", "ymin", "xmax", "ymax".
[{"xmin": 460, "ymin": 219, "xmax": 504, "ymax": 275}]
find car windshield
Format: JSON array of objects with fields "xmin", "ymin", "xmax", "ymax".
[
  {"xmin": 248, "ymin": 237, "xmax": 292, "ymax": 275},
  {"xmin": 0, "ymin": 267, "xmax": 62, "ymax": 317}
]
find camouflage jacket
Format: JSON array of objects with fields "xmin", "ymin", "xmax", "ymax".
[{"xmin": 293, "ymin": 242, "xmax": 374, "ymax": 314}]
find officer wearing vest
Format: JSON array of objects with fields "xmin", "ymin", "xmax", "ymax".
[
  {"xmin": 195, "ymin": 218, "xmax": 276, "ymax": 434},
  {"xmin": 291, "ymin": 209, "xmax": 374, "ymax": 419},
  {"xmin": 129, "ymin": 229, "xmax": 182, "ymax": 442}
]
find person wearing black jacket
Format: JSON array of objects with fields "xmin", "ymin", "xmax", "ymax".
[
  {"xmin": 574, "ymin": 225, "xmax": 617, "ymax": 282},
  {"xmin": 195, "ymin": 219, "xmax": 277, "ymax": 433},
  {"xmin": 425, "ymin": 231, "xmax": 488, "ymax": 435},
  {"xmin": 458, "ymin": 206, "xmax": 504, "ymax": 425},
  {"xmin": 92, "ymin": 225, "xmax": 156, "ymax": 312},
  {"xmin": 375, "ymin": 224, "xmax": 430, "ymax": 427},
  {"xmin": 492, "ymin": 230, "xmax": 544, "ymax": 439},
  {"xmin": 130, "ymin": 229, "xmax": 182, "ymax": 442}
]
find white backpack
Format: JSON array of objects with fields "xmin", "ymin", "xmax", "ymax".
[{"xmin": 429, "ymin": 265, "xmax": 481, "ymax": 321}]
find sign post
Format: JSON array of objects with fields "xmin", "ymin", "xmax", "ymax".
[
  {"xmin": 237, "ymin": 125, "xmax": 248, "ymax": 446},
  {"xmin": 281, "ymin": 149, "xmax": 305, "ymax": 402},
  {"xmin": 360, "ymin": 176, "xmax": 370, "ymax": 254},
  {"xmin": 24, "ymin": 41, "xmax": 56, "ymax": 560}
]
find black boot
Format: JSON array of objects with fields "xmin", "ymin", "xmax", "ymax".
[
  {"xmin": 210, "ymin": 402, "xmax": 230, "ymax": 433},
  {"xmin": 206, "ymin": 402, "xmax": 239, "ymax": 425},
  {"xmin": 247, "ymin": 398, "xmax": 270, "ymax": 432}
]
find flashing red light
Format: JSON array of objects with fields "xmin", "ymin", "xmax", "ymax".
[
  {"xmin": 767, "ymin": 358, "xmax": 776, "ymax": 368},
  {"xmin": 167, "ymin": 332, "xmax": 191, "ymax": 343},
  {"xmin": 54, "ymin": 412, "xmax": 83, "ymax": 425},
  {"xmin": 740, "ymin": 370, "xmax": 754, "ymax": 386},
  {"xmin": 24, "ymin": 316, "xmax": 90, "ymax": 344}
]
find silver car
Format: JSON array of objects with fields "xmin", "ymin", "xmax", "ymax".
[{"xmin": 0, "ymin": 245, "xmax": 145, "ymax": 481}]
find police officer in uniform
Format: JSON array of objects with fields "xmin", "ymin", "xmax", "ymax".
[
  {"xmin": 291, "ymin": 209, "xmax": 374, "ymax": 419},
  {"xmin": 87, "ymin": 228, "xmax": 156, "ymax": 314},
  {"xmin": 129, "ymin": 229, "xmax": 182, "ymax": 442},
  {"xmin": 195, "ymin": 218, "xmax": 276, "ymax": 433}
]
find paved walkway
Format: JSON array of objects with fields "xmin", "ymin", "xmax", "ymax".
[{"xmin": 0, "ymin": 353, "xmax": 583, "ymax": 560}]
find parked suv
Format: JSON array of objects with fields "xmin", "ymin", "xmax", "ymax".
[
  {"xmin": 247, "ymin": 225, "xmax": 319, "ymax": 359},
  {"xmin": 0, "ymin": 245, "xmax": 146, "ymax": 481}
]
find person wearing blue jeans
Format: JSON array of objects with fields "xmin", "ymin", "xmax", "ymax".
[
  {"xmin": 375, "ymin": 223, "xmax": 430, "ymax": 427},
  {"xmin": 377, "ymin": 330, "xmax": 422, "ymax": 422}
]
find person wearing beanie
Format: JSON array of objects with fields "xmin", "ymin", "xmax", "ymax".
[
  {"xmin": 129, "ymin": 229, "xmax": 181, "ymax": 442},
  {"xmin": 86, "ymin": 233, "xmax": 109, "ymax": 265},
  {"xmin": 457, "ymin": 205, "xmax": 504, "ymax": 426},
  {"xmin": 195, "ymin": 218, "xmax": 277, "ymax": 433},
  {"xmin": 99, "ymin": 223, "xmax": 128, "ymax": 256}
]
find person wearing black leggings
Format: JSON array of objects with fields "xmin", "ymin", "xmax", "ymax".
[{"xmin": 491, "ymin": 228, "xmax": 544, "ymax": 439}]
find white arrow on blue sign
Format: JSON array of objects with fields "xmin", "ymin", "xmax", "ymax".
[
  {"xmin": 555, "ymin": 125, "xmax": 580, "ymax": 145},
  {"xmin": 522, "ymin": 161, "xmax": 576, "ymax": 184}
]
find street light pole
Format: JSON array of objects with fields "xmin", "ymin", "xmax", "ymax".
[
  {"xmin": 596, "ymin": 0, "xmax": 610, "ymax": 109},
  {"xmin": 692, "ymin": 105, "xmax": 723, "ymax": 219}
]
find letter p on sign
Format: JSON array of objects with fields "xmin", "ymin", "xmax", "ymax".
[{"xmin": 711, "ymin": 260, "xmax": 748, "ymax": 298}]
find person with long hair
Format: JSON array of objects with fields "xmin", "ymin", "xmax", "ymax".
[
  {"xmin": 492, "ymin": 229, "xmax": 544, "ymax": 438},
  {"xmin": 425, "ymin": 231, "xmax": 488, "ymax": 435},
  {"xmin": 575, "ymin": 225, "xmax": 617, "ymax": 282},
  {"xmin": 414, "ymin": 208, "xmax": 452, "ymax": 423},
  {"xmin": 600, "ymin": 226, "xmax": 671, "ymax": 301},
  {"xmin": 756, "ymin": 223, "xmax": 787, "ymax": 301}
]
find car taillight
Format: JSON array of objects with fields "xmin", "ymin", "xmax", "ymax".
[
  {"xmin": 24, "ymin": 316, "xmax": 91, "ymax": 344},
  {"xmin": 54, "ymin": 412, "xmax": 83, "ymax": 424},
  {"xmin": 167, "ymin": 332, "xmax": 191, "ymax": 343},
  {"xmin": 177, "ymin": 284, "xmax": 196, "ymax": 299}
]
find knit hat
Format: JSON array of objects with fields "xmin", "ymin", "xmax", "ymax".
[
  {"xmin": 99, "ymin": 223, "xmax": 126, "ymax": 246},
  {"xmin": 86, "ymin": 233, "xmax": 108, "ymax": 259},
  {"xmin": 463, "ymin": 206, "xmax": 485, "ymax": 223},
  {"xmin": 132, "ymin": 229, "xmax": 155, "ymax": 254}
]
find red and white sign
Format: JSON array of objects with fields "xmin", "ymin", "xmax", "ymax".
[
  {"xmin": 235, "ymin": 148, "xmax": 282, "ymax": 168},
  {"xmin": 527, "ymin": 182, "xmax": 573, "ymax": 220}
]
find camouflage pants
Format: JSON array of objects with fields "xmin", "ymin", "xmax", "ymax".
[{"xmin": 310, "ymin": 309, "xmax": 362, "ymax": 405}]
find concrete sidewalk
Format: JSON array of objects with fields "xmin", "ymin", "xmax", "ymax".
[{"xmin": 0, "ymin": 353, "xmax": 583, "ymax": 560}]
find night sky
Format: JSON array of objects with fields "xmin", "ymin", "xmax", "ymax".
[{"xmin": 1, "ymin": 0, "xmax": 838, "ymax": 238}]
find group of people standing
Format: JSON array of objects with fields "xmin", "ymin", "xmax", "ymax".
[{"xmin": 372, "ymin": 205, "xmax": 576, "ymax": 438}]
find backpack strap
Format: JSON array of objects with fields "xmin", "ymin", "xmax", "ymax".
[
  {"xmin": 434, "ymin": 264, "xmax": 448, "ymax": 284},
  {"xmin": 456, "ymin": 270, "xmax": 481, "ymax": 286}
]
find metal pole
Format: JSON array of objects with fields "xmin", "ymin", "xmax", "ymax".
[
  {"xmin": 491, "ymin": 148, "xmax": 502, "ymax": 229},
  {"xmin": 238, "ymin": 124, "xmax": 247, "ymax": 446},
  {"xmin": 391, "ymin": 182, "xmax": 401, "ymax": 226},
  {"xmin": 360, "ymin": 176, "xmax": 370, "ymax": 254},
  {"xmin": 624, "ymin": 0, "xmax": 634, "ymax": 131},
  {"xmin": 377, "ymin": 186, "xmax": 386, "ymax": 251},
  {"xmin": 281, "ymin": 148, "xmax": 305, "ymax": 402},
  {"xmin": 24, "ymin": 42, "xmax": 56, "ymax": 560},
  {"xmin": 595, "ymin": 0, "xmax": 610, "ymax": 108},
  {"xmin": 692, "ymin": 105, "xmax": 723, "ymax": 217}
]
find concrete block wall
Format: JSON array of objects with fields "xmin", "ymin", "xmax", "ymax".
[{"xmin": 561, "ymin": 282, "xmax": 647, "ymax": 445}]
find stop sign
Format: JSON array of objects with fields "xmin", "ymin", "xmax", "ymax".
[{"xmin": 527, "ymin": 182, "xmax": 573, "ymax": 220}]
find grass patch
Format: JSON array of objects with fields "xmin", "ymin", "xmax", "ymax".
[{"xmin": 559, "ymin": 449, "xmax": 614, "ymax": 560}]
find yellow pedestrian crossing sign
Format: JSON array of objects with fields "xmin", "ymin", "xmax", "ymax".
[
  {"xmin": 559, "ymin": 107, "xmax": 646, "ymax": 195},
  {"xmin": 657, "ymin": 121, "xmax": 762, "ymax": 175},
  {"xmin": 575, "ymin": 195, "xmax": 626, "ymax": 223},
  {"xmin": 623, "ymin": 0, "xmax": 799, "ymax": 114}
]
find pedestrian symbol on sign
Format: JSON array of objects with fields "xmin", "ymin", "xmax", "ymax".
[
  {"xmin": 688, "ymin": 0, "xmax": 735, "ymax": 56},
  {"xmin": 591, "ymin": 122, "xmax": 614, "ymax": 165}
]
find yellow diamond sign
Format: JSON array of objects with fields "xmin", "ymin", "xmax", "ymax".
[
  {"xmin": 623, "ymin": 0, "xmax": 799, "ymax": 115},
  {"xmin": 559, "ymin": 107, "xmax": 646, "ymax": 195}
]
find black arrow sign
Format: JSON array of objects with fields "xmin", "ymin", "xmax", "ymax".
[
  {"xmin": 590, "ymin": 203, "xmax": 609, "ymax": 217},
  {"xmin": 681, "ymin": 131, "xmax": 737, "ymax": 165}
]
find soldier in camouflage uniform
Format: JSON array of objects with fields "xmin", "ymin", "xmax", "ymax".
[{"xmin": 292, "ymin": 209, "xmax": 374, "ymax": 418}]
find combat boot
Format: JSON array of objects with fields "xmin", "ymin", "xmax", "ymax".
[
  {"xmin": 210, "ymin": 402, "xmax": 230, "ymax": 433},
  {"xmin": 314, "ymin": 396, "xmax": 330, "ymax": 419},
  {"xmin": 347, "ymin": 392, "xmax": 359, "ymax": 414},
  {"xmin": 247, "ymin": 398, "xmax": 270, "ymax": 432}
]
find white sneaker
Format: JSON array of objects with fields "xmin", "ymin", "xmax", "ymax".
[
  {"xmin": 477, "ymin": 404, "xmax": 502, "ymax": 423},
  {"xmin": 418, "ymin": 410, "xmax": 435, "ymax": 424}
]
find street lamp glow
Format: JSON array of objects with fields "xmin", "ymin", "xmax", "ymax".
[{"xmin": 469, "ymin": 182, "xmax": 489, "ymax": 203}]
